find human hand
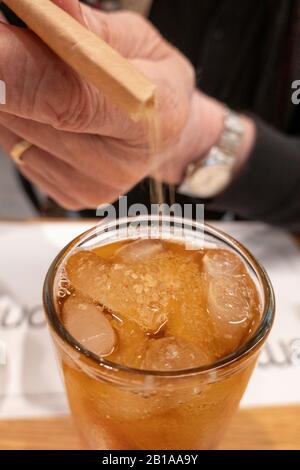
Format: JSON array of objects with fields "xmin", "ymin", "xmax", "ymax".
[
  {"xmin": 153, "ymin": 91, "xmax": 256, "ymax": 186},
  {"xmin": 0, "ymin": 0, "xmax": 194, "ymax": 209}
]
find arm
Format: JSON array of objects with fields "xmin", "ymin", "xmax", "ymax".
[
  {"xmin": 0, "ymin": 1, "xmax": 195, "ymax": 210},
  {"xmin": 0, "ymin": 0, "xmax": 298, "ymax": 231},
  {"xmin": 156, "ymin": 91, "xmax": 300, "ymax": 232},
  {"xmin": 211, "ymin": 118, "xmax": 300, "ymax": 232}
]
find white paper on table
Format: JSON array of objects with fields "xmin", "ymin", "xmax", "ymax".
[{"xmin": 0, "ymin": 221, "xmax": 299, "ymax": 418}]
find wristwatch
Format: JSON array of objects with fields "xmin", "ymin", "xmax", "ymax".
[{"xmin": 178, "ymin": 108, "xmax": 245, "ymax": 199}]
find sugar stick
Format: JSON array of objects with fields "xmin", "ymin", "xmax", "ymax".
[{"xmin": 3, "ymin": 0, "xmax": 156, "ymax": 118}]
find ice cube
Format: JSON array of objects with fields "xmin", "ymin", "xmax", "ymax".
[
  {"xmin": 65, "ymin": 250, "xmax": 109, "ymax": 301},
  {"xmin": 165, "ymin": 272, "xmax": 217, "ymax": 362},
  {"xmin": 66, "ymin": 248, "xmax": 195, "ymax": 334},
  {"xmin": 203, "ymin": 249, "xmax": 245, "ymax": 277},
  {"xmin": 115, "ymin": 239, "xmax": 164, "ymax": 262},
  {"xmin": 143, "ymin": 337, "xmax": 210, "ymax": 371},
  {"xmin": 108, "ymin": 316, "xmax": 147, "ymax": 368},
  {"xmin": 207, "ymin": 276, "xmax": 254, "ymax": 355},
  {"xmin": 62, "ymin": 295, "xmax": 116, "ymax": 356}
]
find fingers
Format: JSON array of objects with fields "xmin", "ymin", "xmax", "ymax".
[
  {"xmin": 0, "ymin": 1, "xmax": 97, "ymax": 134},
  {"xmin": 0, "ymin": 112, "xmax": 143, "ymax": 190},
  {"xmin": 82, "ymin": 6, "xmax": 195, "ymax": 94},
  {"xmin": 0, "ymin": 25, "xmax": 86, "ymax": 126},
  {"xmin": 0, "ymin": 123, "xmax": 85, "ymax": 208},
  {"xmin": 0, "ymin": 4, "xmax": 161, "ymax": 139},
  {"xmin": 152, "ymin": 91, "xmax": 212, "ymax": 185},
  {"xmin": 21, "ymin": 148, "xmax": 125, "ymax": 209},
  {"xmin": 82, "ymin": 6, "xmax": 169, "ymax": 61},
  {"xmin": 20, "ymin": 157, "xmax": 120, "ymax": 210},
  {"xmin": 0, "ymin": 4, "xmax": 194, "ymax": 136},
  {"xmin": 21, "ymin": 165, "xmax": 86, "ymax": 211},
  {"xmin": 51, "ymin": 0, "xmax": 86, "ymax": 25},
  {"xmin": 132, "ymin": 58, "xmax": 193, "ymax": 148},
  {"xmin": 82, "ymin": 6, "xmax": 195, "ymax": 91},
  {"xmin": 0, "ymin": 11, "xmax": 8, "ymax": 23},
  {"xmin": 0, "ymin": 20, "xmax": 140, "ymax": 139},
  {"xmin": 0, "ymin": 122, "xmax": 123, "ymax": 209}
]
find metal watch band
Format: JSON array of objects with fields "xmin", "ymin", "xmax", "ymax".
[{"xmin": 178, "ymin": 107, "xmax": 245, "ymax": 199}]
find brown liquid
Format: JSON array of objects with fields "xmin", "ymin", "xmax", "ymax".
[
  {"xmin": 56, "ymin": 238, "xmax": 262, "ymax": 450},
  {"xmin": 61, "ymin": 239, "xmax": 261, "ymax": 369},
  {"xmin": 57, "ymin": 99, "xmax": 263, "ymax": 449}
]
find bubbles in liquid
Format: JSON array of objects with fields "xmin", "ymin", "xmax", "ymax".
[
  {"xmin": 143, "ymin": 337, "xmax": 210, "ymax": 371},
  {"xmin": 165, "ymin": 275, "xmax": 217, "ymax": 363},
  {"xmin": 115, "ymin": 239, "xmax": 164, "ymax": 262},
  {"xmin": 66, "ymin": 247, "xmax": 204, "ymax": 334},
  {"xmin": 65, "ymin": 250, "xmax": 108, "ymax": 301},
  {"xmin": 63, "ymin": 240, "xmax": 261, "ymax": 368},
  {"xmin": 202, "ymin": 249, "xmax": 245, "ymax": 278},
  {"xmin": 62, "ymin": 295, "xmax": 116, "ymax": 356}
]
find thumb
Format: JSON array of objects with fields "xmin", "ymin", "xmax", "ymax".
[
  {"xmin": 51, "ymin": 1, "xmax": 166, "ymax": 61},
  {"xmin": 81, "ymin": 4, "xmax": 169, "ymax": 60}
]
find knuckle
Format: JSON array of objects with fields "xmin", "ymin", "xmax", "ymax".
[
  {"xmin": 98, "ymin": 15, "xmax": 111, "ymax": 43},
  {"xmin": 178, "ymin": 54, "xmax": 196, "ymax": 86},
  {"xmin": 85, "ymin": 186, "xmax": 116, "ymax": 208},
  {"xmin": 186, "ymin": 61, "xmax": 196, "ymax": 88},
  {"xmin": 82, "ymin": 191, "xmax": 107, "ymax": 209},
  {"xmin": 56, "ymin": 195, "xmax": 84, "ymax": 211},
  {"xmin": 156, "ymin": 85, "xmax": 190, "ymax": 148},
  {"xmin": 52, "ymin": 79, "xmax": 99, "ymax": 132},
  {"xmin": 120, "ymin": 11, "xmax": 148, "ymax": 27},
  {"xmin": 50, "ymin": 179, "xmax": 84, "ymax": 211},
  {"xmin": 63, "ymin": 179, "xmax": 106, "ymax": 209},
  {"xmin": 38, "ymin": 61, "xmax": 98, "ymax": 132}
]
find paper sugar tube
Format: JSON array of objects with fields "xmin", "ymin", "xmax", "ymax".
[{"xmin": 3, "ymin": 0, "xmax": 156, "ymax": 118}]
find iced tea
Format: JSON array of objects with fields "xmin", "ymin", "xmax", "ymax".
[{"xmin": 44, "ymin": 219, "xmax": 274, "ymax": 449}]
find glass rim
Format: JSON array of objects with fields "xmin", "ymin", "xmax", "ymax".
[{"xmin": 43, "ymin": 216, "xmax": 275, "ymax": 379}]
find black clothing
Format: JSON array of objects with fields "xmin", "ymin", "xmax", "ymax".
[{"xmin": 149, "ymin": 0, "xmax": 300, "ymax": 231}]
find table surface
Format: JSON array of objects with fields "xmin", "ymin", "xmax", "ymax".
[
  {"xmin": 1, "ymin": 221, "xmax": 299, "ymax": 450},
  {"xmin": 0, "ymin": 406, "xmax": 299, "ymax": 450}
]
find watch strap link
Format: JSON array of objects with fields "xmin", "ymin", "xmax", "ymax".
[{"xmin": 178, "ymin": 107, "xmax": 245, "ymax": 198}]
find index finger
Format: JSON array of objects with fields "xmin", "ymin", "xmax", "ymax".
[{"xmin": 0, "ymin": 22, "xmax": 142, "ymax": 139}]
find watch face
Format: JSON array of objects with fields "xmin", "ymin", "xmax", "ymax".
[{"xmin": 188, "ymin": 164, "xmax": 232, "ymax": 198}]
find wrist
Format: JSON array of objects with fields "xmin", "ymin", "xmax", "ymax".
[
  {"xmin": 157, "ymin": 91, "xmax": 256, "ymax": 187},
  {"xmin": 161, "ymin": 92, "xmax": 224, "ymax": 184},
  {"xmin": 174, "ymin": 93, "xmax": 256, "ymax": 184},
  {"xmin": 235, "ymin": 115, "xmax": 256, "ymax": 174}
]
